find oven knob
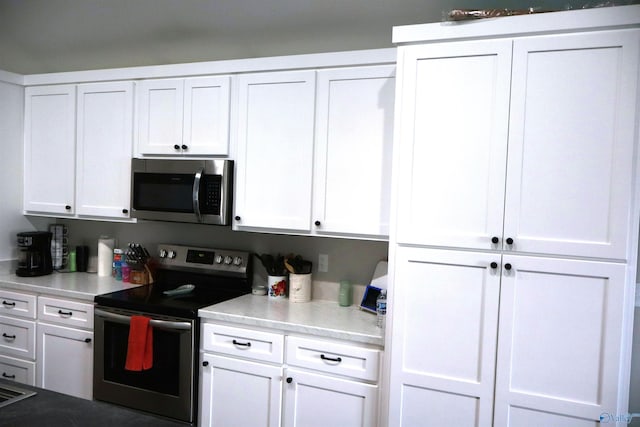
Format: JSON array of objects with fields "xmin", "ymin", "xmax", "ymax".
[
  {"xmin": 233, "ymin": 257, "xmax": 243, "ymax": 266},
  {"xmin": 224, "ymin": 256, "xmax": 233, "ymax": 265},
  {"xmin": 215, "ymin": 255, "xmax": 223, "ymax": 264},
  {"xmin": 167, "ymin": 250, "xmax": 176, "ymax": 259},
  {"xmin": 159, "ymin": 249, "xmax": 167, "ymax": 258}
]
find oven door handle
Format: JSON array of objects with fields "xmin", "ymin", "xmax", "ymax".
[
  {"xmin": 192, "ymin": 167, "xmax": 204, "ymax": 223},
  {"xmin": 94, "ymin": 308, "xmax": 192, "ymax": 331}
]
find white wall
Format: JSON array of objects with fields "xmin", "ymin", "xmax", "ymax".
[{"xmin": 0, "ymin": 76, "xmax": 47, "ymax": 261}]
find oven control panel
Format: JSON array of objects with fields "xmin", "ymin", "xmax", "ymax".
[{"xmin": 156, "ymin": 244, "xmax": 250, "ymax": 277}]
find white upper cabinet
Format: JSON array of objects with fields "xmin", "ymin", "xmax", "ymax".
[
  {"xmin": 234, "ymin": 70, "xmax": 316, "ymax": 232},
  {"xmin": 136, "ymin": 76, "xmax": 230, "ymax": 156},
  {"xmin": 312, "ymin": 65, "xmax": 395, "ymax": 238},
  {"xmin": 24, "ymin": 85, "xmax": 77, "ymax": 215},
  {"xmin": 76, "ymin": 82, "xmax": 133, "ymax": 218},
  {"xmin": 395, "ymin": 30, "xmax": 639, "ymax": 260}
]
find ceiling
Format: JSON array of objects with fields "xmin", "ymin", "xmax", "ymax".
[{"xmin": 0, "ymin": 0, "xmax": 612, "ymax": 75}]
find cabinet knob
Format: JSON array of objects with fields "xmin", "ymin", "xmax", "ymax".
[
  {"xmin": 490, "ymin": 262, "xmax": 498, "ymax": 269},
  {"xmin": 491, "ymin": 236, "xmax": 499, "ymax": 244},
  {"xmin": 202, "ymin": 361, "xmax": 209, "ymax": 367},
  {"xmin": 122, "ymin": 208, "xmax": 128, "ymax": 214},
  {"xmin": 506, "ymin": 237, "xmax": 514, "ymax": 245},
  {"xmin": 174, "ymin": 144, "xmax": 180, "ymax": 150},
  {"xmin": 286, "ymin": 377, "xmax": 293, "ymax": 384},
  {"xmin": 181, "ymin": 144, "xmax": 188, "ymax": 150},
  {"xmin": 314, "ymin": 220, "xmax": 321, "ymax": 227},
  {"xmin": 84, "ymin": 338, "xmax": 91, "ymax": 344},
  {"xmin": 65, "ymin": 205, "xmax": 71, "ymax": 210},
  {"xmin": 234, "ymin": 215, "xmax": 241, "ymax": 221},
  {"xmin": 504, "ymin": 263, "xmax": 512, "ymax": 271}
]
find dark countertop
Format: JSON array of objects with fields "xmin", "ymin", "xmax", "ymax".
[{"xmin": 0, "ymin": 380, "xmax": 188, "ymax": 427}]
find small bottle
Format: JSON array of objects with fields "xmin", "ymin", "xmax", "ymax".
[{"xmin": 376, "ymin": 289, "xmax": 387, "ymax": 329}]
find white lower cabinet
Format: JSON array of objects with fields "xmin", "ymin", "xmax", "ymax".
[
  {"xmin": 0, "ymin": 354, "xmax": 35, "ymax": 385},
  {"xmin": 200, "ymin": 323, "xmax": 381, "ymax": 427},
  {"xmin": 0, "ymin": 289, "xmax": 37, "ymax": 386}
]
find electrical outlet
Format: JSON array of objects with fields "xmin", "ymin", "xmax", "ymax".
[{"xmin": 318, "ymin": 254, "xmax": 329, "ymax": 273}]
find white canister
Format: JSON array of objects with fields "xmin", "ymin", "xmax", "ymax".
[
  {"xmin": 268, "ymin": 275, "xmax": 287, "ymax": 298},
  {"xmin": 289, "ymin": 273, "xmax": 312, "ymax": 303},
  {"xmin": 97, "ymin": 236, "xmax": 115, "ymax": 277}
]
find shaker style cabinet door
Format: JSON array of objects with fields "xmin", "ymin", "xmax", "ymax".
[
  {"xmin": 200, "ymin": 353, "xmax": 282, "ymax": 427},
  {"xmin": 503, "ymin": 30, "xmax": 640, "ymax": 260},
  {"xmin": 394, "ymin": 40, "xmax": 512, "ymax": 249},
  {"xmin": 312, "ymin": 65, "xmax": 395, "ymax": 238},
  {"xmin": 234, "ymin": 70, "xmax": 316, "ymax": 231},
  {"xmin": 23, "ymin": 85, "xmax": 76, "ymax": 214},
  {"xmin": 76, "ymin": 82, "xmax": 134, "ymax": 218},
  {"xmin": 493, "ymin": 255, "xmax": 626, "ymax": 425},
  {"xmin": 136, "ymin": 79, "xmax": 184, "ymax": 155},
  {"xmin": 387, "ymin": 246, "xmax": 501, "ymax": 427}
]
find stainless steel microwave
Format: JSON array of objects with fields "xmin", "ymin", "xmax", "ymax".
[{"xmin": 131, "ymin": 159, "xmax": 233, "ymax": 225}]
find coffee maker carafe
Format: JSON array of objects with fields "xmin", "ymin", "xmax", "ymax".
[{"xmin": 16, "ymin": 231, "xmax": 53, "ymax": 277}]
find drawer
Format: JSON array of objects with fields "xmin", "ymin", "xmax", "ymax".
[
  {"xmin": 286, "ymin": 335, "xmax": 381, "ymax": 382},
  {"xmin": 0, "ymin": 354, "xmax": 36, "ymax": 386},
  {"xmin": 0, "ymin": 289, "xmax": 37, "ymax": 319},
  {"xmin": 38, "ymin": 297, "xmax": 94, "ymax": 330},
  {"xmin": 0, "ymin": 316, "xmax": 36, "ymax": 360},
  {"xmin": 202, "ymin": 323, "xmax": 284, "ymax": 364}
]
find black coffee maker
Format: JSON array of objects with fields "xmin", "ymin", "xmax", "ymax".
[{"xmin": 16, "ymin": 231, "xmax": 53, "ymax": 277}]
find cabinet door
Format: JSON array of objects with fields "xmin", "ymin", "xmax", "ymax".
[
  {"xmin": 494, "ymin": 255, "xmax": 626, "ymax": 425},
  {"xmin": 388, "ymin": 246, "xmax": 500, "ymax": 427},
  {"xmin": 200, "ymin": 353, "xmax": 282, "ymax": 427},
  {"xmin": 313, "ymin": 65, "xmax": 395, "ymax": 238},
  {"xmin": 283, "ymin": 367, "xmax": 378, "ymax": 427},
  {"xmin": 394, "ymin": 41, "xmax": 512, "ymax": 249},
  {"xmin": 137, "ymin": 79, "xmax": 184, "ymax": 155},
  {"xmin": 76, "ymin": 82, "xmax": 133, "ymax": 218},
  {"xmin": 0, "ymin": 354, "xmax": 35, "ymax": 386},
  {"xmin": 183, "ymin": 76, "xmax": 230, "ymax": 155},
  {"xmin": 24, "ymin": 85, "xmax": 76, "ymax": 214},
  {"xmin": 234, "ymin": 71, "xmax": 316, "ymax": 231},
  {"xmin": 504, "ymin": 30, "xmax": 640, "ymax": 260},
  {"xmin": 36, "ymin": 322, "xmax": 93, "ymax": 399}
]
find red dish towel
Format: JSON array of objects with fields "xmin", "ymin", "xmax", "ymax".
[{"xmin": 125, "ymin": 315, "xmax": 153, "ymax": 371}]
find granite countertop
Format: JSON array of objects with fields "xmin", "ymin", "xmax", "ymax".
[
  {"xmin": 199, "ymin": 294, "xmax": 384, "ymax": 347},
  {"xmin": 0, "ymin": 261, "xmax": 139, "ymax": 301},
  {"xmin": 0, "ymin": 380, "xmax": 187, "ymax": 427}
]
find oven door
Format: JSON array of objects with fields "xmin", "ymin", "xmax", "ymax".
[{"xmin": 93, "ymin": 307, "xmax": 196, "ymax": 423}]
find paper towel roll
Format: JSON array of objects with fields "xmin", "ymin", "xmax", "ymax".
[{"xmin": 97, "ymin": 236, "xmax": 115, "ymax": 277}]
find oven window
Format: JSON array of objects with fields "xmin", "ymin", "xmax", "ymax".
[
  {"xmin": 103, "ymin": 322, "xmax": 181, "ymax": 396},
  {"xmin": 133, "ymin": 173, "xmax": 195, "ymax": 213}
]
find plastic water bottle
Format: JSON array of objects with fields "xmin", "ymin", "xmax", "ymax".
[{"xmin": 376, "ymin": 289, "xmax": 387, "ymax": 329}]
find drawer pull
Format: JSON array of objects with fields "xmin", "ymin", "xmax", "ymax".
[
  {"xmin": 2, "ymin": 333, "xmax": 16, "ymax": 340},
  {"xmin": 2, "ymin": 301, "xmax": 15, "ymax": 308},
  {"xmin": 58, "ymin": 310, "xmax": 73, "ymax": 317},
  {"xmin": 2, "ymin": 373, "xmax": 15, "ymax": 379},
  {"xmin": 232, "ymin": 339, "xmax": 251, "ymax": 348},
  {"xmin": 320, "ymin": 354, "xmax": 342, "ymax": 363}
]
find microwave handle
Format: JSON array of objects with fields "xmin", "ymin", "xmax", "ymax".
[{"xmin": 192, "ymin": 168, "xmax": 204, "ymax": 223}]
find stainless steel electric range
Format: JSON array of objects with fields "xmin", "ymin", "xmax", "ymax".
[{"xmin": 93, "ymin": 244, "xmax": 252, "ymax": 425}]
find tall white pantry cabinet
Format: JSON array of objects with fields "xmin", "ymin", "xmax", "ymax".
[{"xmin": 386, "ymin": 6, "xmax": 640, "ymax": 427}]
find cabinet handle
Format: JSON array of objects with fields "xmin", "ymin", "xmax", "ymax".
[
  {"xmin": 504, "ymin": 263, "xmax": 512, "ymax": 271},
  {"xmin": 174, "ymin": 144, "xmax": 180, "ymax": 150},
  {"xmin": 314, "ymin": 220, "xmax": 321, "ymax": 227},
  {"xmin": 234, "ymin": 216, "xmax": 241, "ymax": 221},
  {"xmin": 2, "ymin": 333, "xmax": 16, "ymax": 340},
  {"xmin": 2, "ymin": 301, "xmax": 15, "ymax": 307},
  {"xmin": 122, "ymin": 208, "xmax": 128, "ymax": 214},
  {"xmin": 65, "ymin": 205, "xmax": 71, "ymax": 210},
  {"xmin": 58, "ymin": 310, "xmax": 73, "ymax": 317},
  {"xmin": 491, "ymin": 236, "xmax": 499, "ymax": 244},
  {"xmin": 506, "ymin": 237, "xmax": 514, "ymax": 245},
  {"xmin": 202, "ymin": 361, "xmax": 209, "ymax": 367},
  {"xmin": 84, "ymin": 338, "xmax": 91, "ymax": 343},
  {"xmin": 286, "ymin": 377, "xmax": 293, "ymax": 384},
  {"xmin": 232, "ymin": 339, "xmax": 251, "ymax": 348},
  {"xmin": 1, "ymin": 373, "xmax": 15, "ymax": 379},
  {"xmin": 320, "ymin": 354, "xmax": 342, "ymax": 363},
  {"xmin": 181, "ymin": 144, "xmax": 188, "ymax": 150},
  {"xmin": 490, "ymin": 262, "xmax": 498, "ymax": 269}
]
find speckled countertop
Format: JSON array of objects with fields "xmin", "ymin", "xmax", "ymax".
[
  {"xmin": 199, "ymin": 294, "xmax": 384, "ymax": 347},
  {"xmin": 0, "ymin": 261, "xmax": 139, "ymax": 301}
]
